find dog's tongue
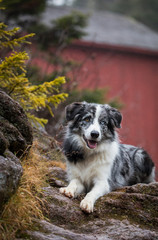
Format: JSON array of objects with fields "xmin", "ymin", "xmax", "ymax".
[{"xmin": 87, "ymin": 140, "xmax": 97, "ymax": 149}]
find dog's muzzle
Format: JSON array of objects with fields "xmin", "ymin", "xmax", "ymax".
[{"xmin": 83, "ymin": 131, "xmax": 100, "ymax": 149}]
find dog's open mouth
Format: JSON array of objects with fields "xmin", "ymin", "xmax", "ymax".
[{"xmin": 83, "ymin": 135, "xmax": 98, "ymax": 149}]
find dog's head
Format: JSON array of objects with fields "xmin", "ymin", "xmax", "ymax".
[{"xmin": 65, "ymin": 102, "xmax": 122, "ymax": 150}]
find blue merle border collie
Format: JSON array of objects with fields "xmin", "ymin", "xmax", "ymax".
[{"xmin": 60, "ymin": 102, "xmax": 155, "ymax": 213}]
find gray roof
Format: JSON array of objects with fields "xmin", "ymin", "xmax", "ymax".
[{"xmin": 41, "ymin": 6, "xmax": 158, "ymax": 51}]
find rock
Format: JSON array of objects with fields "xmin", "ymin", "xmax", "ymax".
[
  {"xmin": 0, "ymin": 150, "xmax": 23, "ymax": 210},
  {"xmin": 0, "ymin": 117, "xmax": 27, "ymax": 155},
  {"xmin": 0, "ymin": 131, "xmax": 7, "ymax": 155},
  {"xmin": 48, "ymin": 167, "xmax": 67, "ymax": 188},
  {"xmin": 0, "ymin": 91, "xmax": 33, "ymax": 210},
  {"xmin": 26, "ymin": 219, "xmax": 158, "ymax": 240},
  {"xmin": 22, "ymin": 167, "xmax": 158, "ymax": 240},
  {"xmin": 0, "ymin": 91, "xmax": 33, "ymax": 149}
]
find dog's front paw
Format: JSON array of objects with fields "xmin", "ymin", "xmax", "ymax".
[
  {"xmin": 59, "ymin": 187, "xmax": 75, "ymax": 198},
  {"xmin": 80, "ymin": 198, "xmax": 94, "ymax": 213}
]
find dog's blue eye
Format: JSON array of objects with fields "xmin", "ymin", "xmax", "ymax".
[{"xmin": 100, "ymin": 120, "xmax": 106, "ymax": 125}]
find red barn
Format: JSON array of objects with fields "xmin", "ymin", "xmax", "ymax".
[{"xmin": 41, "ymin": 7, "xmax": 158, "ymax": 177}]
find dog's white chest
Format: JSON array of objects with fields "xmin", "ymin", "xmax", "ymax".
[
  {"xmin": 67, "ymin": 151, "xmax": 113, "ymax": 187},
  {"xmin": 67, "ymin": 141, "xmax": 119, "ymax": 191}
]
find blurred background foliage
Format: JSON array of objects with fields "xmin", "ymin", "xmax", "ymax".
[
  {"xmin": 1, "ymin": 0, "xmax": 46, "ymax": 17},
  {"xmin": 27, "ymin": 11, "xmax": 88, "ymax": 49},
  {"xmin": 110, "ymin": 0, "xmax": 158, "ymax": 32}
]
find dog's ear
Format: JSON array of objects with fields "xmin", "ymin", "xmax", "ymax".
[
  {"xmin": 65, "ymin": 102, "xmax": 85, "ymax": 121},
  {"xmin": 108, "ymin": 107, "xmax": 122, "ymax": 128}
]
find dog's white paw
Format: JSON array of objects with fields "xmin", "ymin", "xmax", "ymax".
[
  {"xmin": 59, "ymin": 187, "xmax": 74, "ymax": 198},
  {"xmin": 80, "ymin": 198, "xmax": 94, "ymax": 213}
]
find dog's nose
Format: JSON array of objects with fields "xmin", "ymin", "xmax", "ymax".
[{"xmin": 91, "ymin": 130, "xmax": 99, "ymax": 139}]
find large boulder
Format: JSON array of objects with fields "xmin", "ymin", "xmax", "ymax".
[{"xmin": 0, "ymin": 91, "xmax": 33, "ymax": 210}]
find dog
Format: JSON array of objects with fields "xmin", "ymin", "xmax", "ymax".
[{"xmin": 60, "ymin": 102, "xmax": 155, "ymax": 213}]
